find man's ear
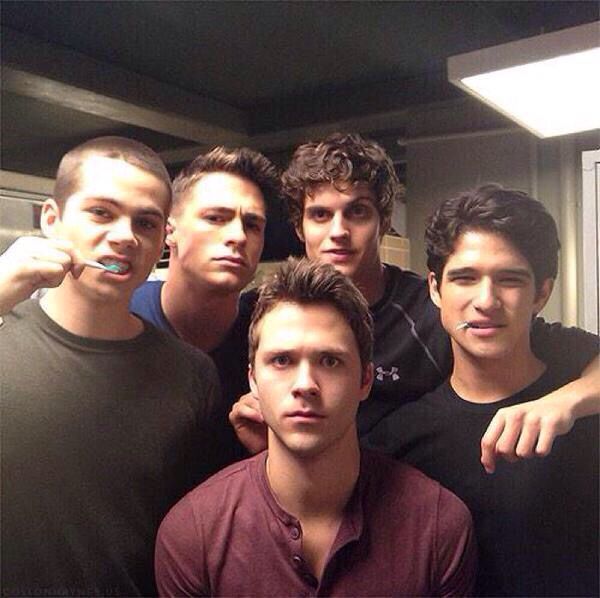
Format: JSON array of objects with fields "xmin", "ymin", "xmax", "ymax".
[
  {"xmin": 533, "ymin": 278, "xmax": 554, "ymax": 316},
  {"xmin": 428, "ymin": 271, "xmax": 442, "ymax": 308},
  {"xmin": 360, "ymin": 362, "xmax": 374, "ymax": 402},
  {"xmin": 165, "ymin": 217, "xmax": 177, "ymax": 249},
  {"xmin": 248, "ymin": 364, "xmax": 259, "ymax": 398},
  {"xmin": 40, "ymin": 198, "xmax": 61, "ymax": 238}
]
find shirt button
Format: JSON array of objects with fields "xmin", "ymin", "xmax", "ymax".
[{"xmin": 290, "ymin": 526, "xmax": 301, "ymax": 540}]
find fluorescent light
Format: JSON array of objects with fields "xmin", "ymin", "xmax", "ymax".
[{"xmin": 448, "ymin": 22, "xmax": 600, "ymax": 138}]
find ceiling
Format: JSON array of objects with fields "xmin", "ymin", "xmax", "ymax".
[{"xmin": 2, "ymin": 0, "xmax": 598, "ymax": 179}]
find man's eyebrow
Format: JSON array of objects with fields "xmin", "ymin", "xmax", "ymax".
[
  {"xmin": 446, "ymin": 266, "xmax": 532, "ymax": 278},
  {"xmin": 84, "ymin": 197, "xmax": 165, "ymax": 219},
  {"xmin": 242, "ymin": 212, "xmax": 267, "ymax": 224}
]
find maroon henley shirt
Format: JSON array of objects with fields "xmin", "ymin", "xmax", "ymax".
[{"xmin": 155, "ymin": 450, "xmax": 476, "ymax": 596}]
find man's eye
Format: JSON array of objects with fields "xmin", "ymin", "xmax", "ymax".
[
  {"xmin": 450, "ymin": 276, "xmax": 475, "ymax": 284},
  {"xmin": 89, "ymin": 207, "xmax": 111, "ymax": 218},
  {"xmin": 349, "ymin": 204, "xmax": 369, "ymax": 218},
  {"xmin": 204, "ymin": 214, "xmax": 226, "ymax": 224},
  {"xmin": 307, "ymin": 209, "xmax": 330, "ymax": 222},
  {"xmin": 136, "ymin": 218, "xmax": 158, "ymax": 231},
  {"xmin": 245, "ymin": 220, "xmax": 264, "ymax": 233},
  {"xmin": 271, "ymin": 355, "xmax": 290, "ymax": 367},
  {"xmin": 499, "ymin": 277, "xmax": 526, "ymax": 286},
  {"xmin": 321, "ymin": 355, "xmax": 339, "ymax": 368}
]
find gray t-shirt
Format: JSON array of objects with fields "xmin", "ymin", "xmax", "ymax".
[{"xmin": 1, "ymin": 300, "xmax": 221, "ymax": 596}]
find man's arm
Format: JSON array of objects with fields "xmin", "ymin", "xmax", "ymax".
[
  {"xmin": 0, "ymin": 236, "xmax": 79, "ymax": 315},
  {"xmin": 436, "ymin": 487, "xmax": 478, "ymax": 597},
  {"xmin": 481, "ymin": 356, "xmax": 599, "ymax": 473},
  {"xmin": 155, "ymin": 498, "xmax": 209, "ymax": 597}
]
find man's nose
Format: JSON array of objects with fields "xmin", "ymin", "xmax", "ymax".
[
  {"xmin": 107, "ymin": 218, "xmax": 137, "ymax": 247},
  {"xmin": 329, "ymin": 212, "xmax": 350, "ymax": 240},
  {"xmin": 291, "ymin": 361, "xmax": 319, "ymax": 399},
  {"xmin": 224, "ymin": 216, "xmax": 247, "ymax": 247},
  {"xmin": 473, "ymin": 279, "xmax": 501, "ymax": 311}
]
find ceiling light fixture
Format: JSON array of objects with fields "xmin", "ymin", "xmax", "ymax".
[{"xmin": 448, "ymin": 21, "xmax": 600, "ymax": 138}]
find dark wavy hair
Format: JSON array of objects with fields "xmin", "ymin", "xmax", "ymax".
[
  {"xmin": 282, "ymin": 132, "xmax": 403, "ymax": 235},
  {"xmin": 425, "ymin": 184, "xmax": 560, "ymax": 290},
  {"xmin": 172, "ymin": 146, "xmax": 281, "ymax": 214},
  {"xmin": 54, "ymin": 136, "xmax": 171, "ymax": 210},
  {"xmin": 249, "ymin": 257, "xmax": 373, "ymax": 374}
]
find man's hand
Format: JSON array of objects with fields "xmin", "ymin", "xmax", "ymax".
[
  {"xmin": 229, "ymin": 392, "xmax": 268, "ymax": 455},
  {"xmin": 0, "ymin": 236, "xmax": 80, "ymax": 315},
  {"xmin": 480, "ymin": 395, "xmax": 576, "ymax": 474},
  {"xmin": 481, "ymin": 358, "xmax": 599, "ymax": 473}
]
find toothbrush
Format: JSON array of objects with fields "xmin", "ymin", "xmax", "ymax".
[
  {"xmin": 81, "ymin": 259, "xmax": 123, "ymax": 273},
  {"xmin": 455, "ymin": 321, "xmax": 471, "ymax": 330}
]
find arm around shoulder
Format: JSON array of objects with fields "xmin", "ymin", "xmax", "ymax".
[{"xmin": 436, "ymin": 487, "xmax": 478, "ymax": 597}]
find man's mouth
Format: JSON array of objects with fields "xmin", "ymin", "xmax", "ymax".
[
  {"xmin": 98, "ymin": 258, "xmax": 131, "ymax": 275},
  {"xmin": 214, "ymin": 256, "xmax": 247, "ymax": 267}
]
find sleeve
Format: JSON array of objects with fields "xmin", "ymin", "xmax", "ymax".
[
  {"xmin": 530, "ymin": 318, "xmax": 599, "ymax": 373},
  {"xmin": 155, "ymin": 496, "xmax": 209, "ymax": 597},
  {"xmin": 191, "ymin": 351, "xmax": 233, "ymax": 483},
  {"xmin": 435, "ymin": 487, "xmax": 478, "ymax": 597}
]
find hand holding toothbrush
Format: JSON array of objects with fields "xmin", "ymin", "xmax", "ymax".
[{"xmin": 0, "ymin": 235, "xmax": 83, "ymax": 315}]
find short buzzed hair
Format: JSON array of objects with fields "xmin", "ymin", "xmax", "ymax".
[
  {"xmin": 53, "ymin": 136, "xmax": 172, "ymax": 209},
  {"xmin": 249, "ymin": 257, "xmax": 373, "ymax": 372},
  {"xmin": 172, "ymin": 146, "xmax": 281, "ymax": 215}
]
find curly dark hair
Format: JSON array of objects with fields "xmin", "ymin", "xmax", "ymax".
[
  {"xmin": 282, "ymin": 133, "xmax": 403, "ymax": 235},
  {"xmin": 172, "ymin": 146, "xmax": 281, "ymax": 214},
  {"xmin": 249, "ymin": 257, "xmax": 373, "ymax": 373},
  {"xmin": 425, "ymin": 184, "xmax": 560, "ymax": 290}
]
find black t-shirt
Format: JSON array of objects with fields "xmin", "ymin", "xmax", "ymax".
[
  {"xmin": 365, "ymin": 361, "xmax": 599, "ymax": 596},
  {"xmin": 363, "ymin": 264, "xmax": 599, "ymax": 436}
]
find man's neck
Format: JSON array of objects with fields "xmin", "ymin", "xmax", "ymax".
[
  {"xmin": 450, "ymin": 343, "xmax": 546, "ymax": 403},
  {"xmin": 161, "ymin": 270, "xmax": 240, "ymax": 352},
  {"xmin": 41, "ymin": 281, "xmax": 142, "ymax": 340},
  {"xmin": 354, "ymin": 259, "xmax": 387, "ymax": 307},
  {"xmin": 266, "ymin": 432, "xmax": 360, "ymax": 521}
]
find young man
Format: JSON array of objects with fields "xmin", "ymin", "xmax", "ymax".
[
  {"xmin": 0, "ymin": 137, "xmax": 221, "ymax": 596},
  {"xmin": 155, "ymin": 258, "xmax": 477, "ymax": 596},
  {"xmin": 130, "ymin": 146, "xmax": 280, "ymax": 462},
  {"xmin": 231, "ymin": 132, "xmax": 599, "ymax": 469},
  {"xmin": 365, "ymin": 185, "xmax": 599, "ymax": 596}
]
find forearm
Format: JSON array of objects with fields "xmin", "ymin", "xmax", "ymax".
[
  {"xmin": 0, "ymin": 268, "xmax": 34, "ymax": 316},
  {"xmin": 554, "ymin": 357, "xmax": 600, "ymax": 420}
]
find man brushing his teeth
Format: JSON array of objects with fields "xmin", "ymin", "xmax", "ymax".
[
  {"xmin": 0, "ymin": 137, "xmax": 222, "ymax": 596},
  {"xmin": 365, "ymin": 185, "xmax": 598, "ymax": 596}
]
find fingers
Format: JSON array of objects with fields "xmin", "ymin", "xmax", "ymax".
[
  {"xmin": 481, "ymin": 401, "xmax": 574, "ymax": 473},
  {"xmin": 229, "ymin": 393, "xmax": 263, "ymax": 422},
  {"xmin": 0, "ymin": 236, "xmax": 77, "ymax": 313},
  {"xmin": 480, "ymin": 415, "xmax": 505, "ymax": 474},
  {"xmin": 534, "ymin": 425, "xmax": 559, "ymax": 457},
  {"xmin": 228, "ymin": 393, "xmax": 267, "ymax": 455},
  {"xmin": 229, "ymin": 396, "xmax": 264, "ymax": 426}
]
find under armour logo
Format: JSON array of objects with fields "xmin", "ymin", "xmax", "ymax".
[{"xmin": 375, "ymin": 366, "xmax": 400, "ymax": 381}]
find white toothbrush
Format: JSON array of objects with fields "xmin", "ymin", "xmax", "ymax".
[{"xmin": 81, "ymin": 259, "xmax": 123, "ymax": 273}]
